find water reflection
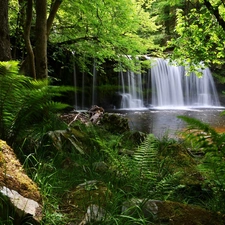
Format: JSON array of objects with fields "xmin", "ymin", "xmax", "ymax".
[{"xmin": 122, "ymin": 109, "xmax": 225, "ymax": 138}]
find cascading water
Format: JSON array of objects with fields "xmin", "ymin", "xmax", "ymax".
[
  {"xmin": 118, "ymin": 58, "xmax": 220, "ymax": 109},
  {"xmin": 149, "ymin": 58, "xmax": 220, "ymax": 108},
  {"xmin": 73, "ymin": 57, "xmax": 220, "ymax": 110},
  {"xmin": 119, "ymin": 71, "xmax": 144, "ymax": 109}
]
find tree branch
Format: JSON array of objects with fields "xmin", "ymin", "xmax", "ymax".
[
  {"xmin": 56, "ymin": 36, "xmax": 99, "ymax": 46},
  {"xmin": 47, "ymin": 0, "xmax": 63, "ymax": 38},
  {"xmin": 203, "ymin": 0, "xmax": 225, "ymax": 30}
]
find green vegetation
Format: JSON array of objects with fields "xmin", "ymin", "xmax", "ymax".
[
  {"xmin": 0, "ymin": 61, "xmax": 74, "ymax": 149},
  {"xmin": 22, "ymin": 112, "xmax": 225, "ymax": 224},
  {"xmin": 0, "ymin": 62, "xmax": 225, "ymax": 224},
  {"xmin": 2, "ymin": 0, "xmax": 225, "ymax": 223},
  {"xmin": 0, "ymin": 62, "xmax": 224, "ymax": 224}
]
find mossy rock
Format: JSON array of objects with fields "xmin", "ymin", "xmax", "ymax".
[
  {"xmin": 0, "ymin": 140, "xmax": 41, "ymax": 203},
  {"xmin": 155, "ymin": 200, "xmax": 225, "ymax": 225},
  {"xmin": 159, "ymin": 143, "xmax": 203, "ymax": 186},
  {"xmin": 123, "ymin": 198, "xmax": 225, "ymax": 225},
  {"xmin": 100, "ymin": 113, "xmax": 130, "ymax": 134},
  {"xmin": 61, "ymin": 180, "xmax": 111, "ymax": 223}
]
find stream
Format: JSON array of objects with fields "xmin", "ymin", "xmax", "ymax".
[{"xmin": 113, "ymin": 108, "xmax": 225, "ymax": 138}]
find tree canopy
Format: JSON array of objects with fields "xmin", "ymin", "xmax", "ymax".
[
  {"xmin": 7, "ymin": 0, "xmax": 162, "ymax": 78},
  {"xmin": 168, "ymin": 0, "xmax": 225, "ymax": 71},
  {"xmin": 2, "ymin": 0, "xmax": 225, "ymax": 78}
]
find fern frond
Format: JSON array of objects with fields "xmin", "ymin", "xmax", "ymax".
[
  {"xmin": 0, "ymin": 61, "xmax": 74, "ymax": 147},
  {"xmin": 179, "ymin": 115, "xmax": 225, "ymax": 200},
  {"xmin": 178, "ymin": 115, "xmax": 223, "ymax": 152},
  {"xmin": 155, "ymin": 171, "xmax": 182, "ymax": 200},
  {"xmin": 134, "ymin": 134, "xmax": 158, "ymax": 183}
]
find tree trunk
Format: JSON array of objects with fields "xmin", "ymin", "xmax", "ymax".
[
  {"xmin": 47, "ymin": 0, "xmax": 63, "ymax": 38},
  {"xmin": 0, "ymin": 0, "xmax": 12, "ymax": 61},
  {"xmin": 24, "ymin": 0, "xmax": 36, "ymax": 79},
  {"xmin": 35, "ymin": 0, "xmax": 47, "ymax": 79}
]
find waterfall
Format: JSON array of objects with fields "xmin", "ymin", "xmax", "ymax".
[
  {"xmin": 92, "ymin": 59, "xmax": 97, "ymax": 106},
  {"xmin": 73, "ymin": 58, "xmax": 78, "ymax": 110},
  {"xmin": 150, "ymin": 58, "xmax": 220, "ymax": 108},
  {"xmin": 73, "ymin": 57, "xmax": 220, "ymax": 110},
  {"xmin": 119, "ymin": 71, "xmax": 144, "ymax": 109},
  {"xmin": 118, "ymin": 58, "xmax": 220, "ymax": 109}
]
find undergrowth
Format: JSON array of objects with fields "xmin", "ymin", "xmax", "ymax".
[
  {"xmin": 1, "ymin": 61, "xmax": 225, "ymax": 224},
  {"xmin": 21, "ymin": 119, "xmax": 218, "ymax": 224}
]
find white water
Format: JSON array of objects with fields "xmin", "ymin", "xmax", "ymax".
[
  {"xmin": 150, "ymin": 59, "xmax": 220, "ymax": 109},
  {"xmin": 119, "ymin": 71, "xmax": 144, "ymax": 108},
  {"xmin": 119, "ymin": 58, "xmax": 220, "ymax": 109}
]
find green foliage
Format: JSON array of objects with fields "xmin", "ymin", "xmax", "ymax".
[
  {"xmin": 19, "ymin": 116, "xmax": 225, "ymax": 224},
  {"xmin": 178, "ymin": 115, "xmax": 225, "ymax": 212},
  {"xmin": 49, "ymin": 0, "xmax": 161, "ymax": 72},
  {"xmin": 134, "ymin": 134, "xmax": 158, "ymax": 184},
  {"xmin": 169, "ymin": 5, "xmax": 225, "ymax": 70},
  {"xmin": 0, "ymin": 61, "xmax": 74, "ymax": 149}
]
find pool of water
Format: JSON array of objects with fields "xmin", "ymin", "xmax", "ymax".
[{"xmin": 113, "ymin": 108, "xmax": 225, "ymax": 138}]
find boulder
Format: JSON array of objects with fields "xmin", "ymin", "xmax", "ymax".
[
  {"xmin": 122, "ymin": 198, "xmax": 225, "ymax": 225},
  {"xmin": 100, "ymin": 112, "xmax": 130, "ymax": 134},
  {"xmin": 0, "ymin": 140, "xmax": 42, "ymax": 224},
  {"xmin": 62, "ymin": 180, "xmax": 111, "ymax": 224}
]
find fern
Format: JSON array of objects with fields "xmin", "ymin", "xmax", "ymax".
[
  {"xmin": 131, "ymin": 134, "xmax": 188, "ymax": 200},
  {"xmin": 134, "ymin": 134, "xmax": 158, "ymax": 184},
  {"xmin": 0, "ymin": 61, "xmax": 74, "ymax": 149},
  {"xmin": 178, "ymin": 115, "xmax": 225, "ymax": 209},
  {"xmin": 177, "ymin": 115, "xmax": 224, "ymax": 152}
]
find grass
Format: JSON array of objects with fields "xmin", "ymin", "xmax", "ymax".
[{"xmin": 14, "ymin": 117, "xmax": 225, "ymax": 225}]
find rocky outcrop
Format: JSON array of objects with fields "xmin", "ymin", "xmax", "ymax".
[{"xmin": 0, "ymin": 140, "xmax": 42, "ymax": 224}]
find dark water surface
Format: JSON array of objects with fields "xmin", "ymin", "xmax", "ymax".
[{"xmin": 114, "ymin": 108, "xmax": 225, "ymax": 138}]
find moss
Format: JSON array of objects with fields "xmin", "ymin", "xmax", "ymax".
[
  {"xmin": 0, "ymin": 140, "xmax": 41, "ymax": 203},
  {"xmin": 159, "ymin": 143, "xmax": 203, "ymax": 186},
  {"xmin": 155, "ymin": 201, "xmax": 225, "ymax": 225},
  {"xmin": 61, "ymin": 181, "xmax": 111, "ymax": 223}
]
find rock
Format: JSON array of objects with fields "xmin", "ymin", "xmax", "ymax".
[
  {"xmin": 79, "ymin": 204, "xmax": 106, "ymax": 225},
  {"xmin": 100, "ymin": 112, "xmax": 130, "ymax": 134},
  {"xmin": 62, "ymin": 180, "xmax": 111, "ymax": 224},
  {"xmin": 92, "ymin": 161, "xmax": 108, "ymax": 173},
  {"xmin": 122, "ymin": 198, "xmax": 160, "ymax": 219},
  {"xmin": 0, "ymin": 186, "xmax": 42, "ymax": 224},
  {"xmin": 0, "ymin": 140, "xmax": 42, "ymax": 224},
  {"xmin": 122, "ymin": 198, "xmax": 225, "ymax": 225}
]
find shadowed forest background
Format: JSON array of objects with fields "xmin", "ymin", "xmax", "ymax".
[{"xmin": 1, "ymin": 0, "xmax": 225, "ymax": 224}]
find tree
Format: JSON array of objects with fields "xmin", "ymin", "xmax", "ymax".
[
  {"xmin": 0, "ymin": 0, "xmax": 12, "ymax": 61},
  {"xmin": 35, "ymin": 0, "xmax": 47, "ymax": 79},
  {"xmin": 9, "ymin": 0, "xmax": 161, "ymax": 78},
  {"xmin": 48, "ymin": 0, "xmax": 161, "ymax": 72},
  {"xmin": 19, "ymin": 0, "xmax": 62, "ymax": 79},
  {"xmin": 168, "ymin": 0, "xmax": 225, "ymax": 71}
]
